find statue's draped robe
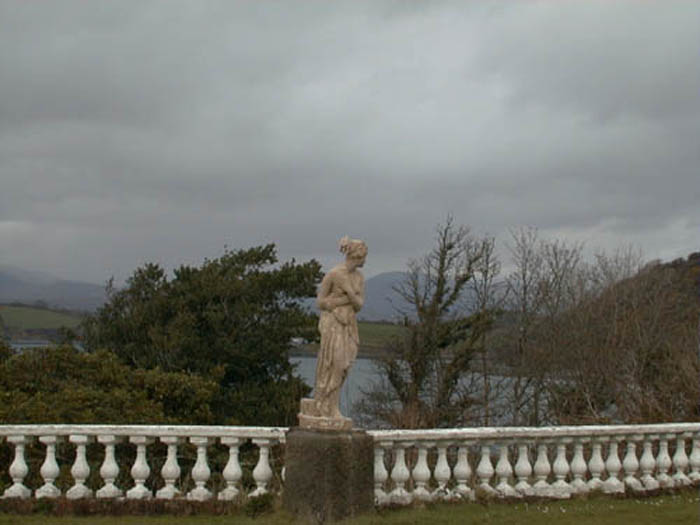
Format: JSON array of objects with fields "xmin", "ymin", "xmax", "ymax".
[{"xmin": 314, "ymin": 303, "xmax": 359, "ymax": 415}]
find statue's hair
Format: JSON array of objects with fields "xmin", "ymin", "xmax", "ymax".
[{"xmin": 339, "ymin": 236, "xmax": 368, "ymax": 258}]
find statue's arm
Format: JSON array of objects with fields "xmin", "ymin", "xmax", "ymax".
[
  {"xmin": 316, "ymin": 272, "xmax": 351, "ymax": 311},
  {"xmin": 338, "ymin": 273, "xmax": 364, "ymax": 312}
]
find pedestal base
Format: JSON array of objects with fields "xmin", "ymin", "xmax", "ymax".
[{"xmin": 283, "ymin": 427, "xmax": 374, "ymax": 522}]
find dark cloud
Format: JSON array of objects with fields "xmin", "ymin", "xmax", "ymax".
[{"xmin": 1, "ymin": 1, "xmax": 698, "ymax": 284}]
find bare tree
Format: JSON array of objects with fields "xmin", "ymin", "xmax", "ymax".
[{"xmin": 357, "ymin": 217, "xmax": 494, "ymax": 429}]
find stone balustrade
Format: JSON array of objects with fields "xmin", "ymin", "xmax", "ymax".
[
  {"xmin": 0, "ymin": 425, "xmax": 285, "ymax": 501},
  {"xmin": 1, "ymin": 423, "xmax": 699, "ymax": 504},
  {"xmin": 367, "ymin": 423, "xmax": 700, "ymax": 504}
]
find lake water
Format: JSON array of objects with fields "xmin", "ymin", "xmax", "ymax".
[{"xmin": 291, "ymin": 356, "xmax": 532, "ymax": 426}]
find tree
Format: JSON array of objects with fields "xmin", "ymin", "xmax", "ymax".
[
  {"xmin": 82, "ymin": 244, "xmax": 322, "ymax": 426},
  {"xmin": 543, "ymin": 252, "xmax": 700, "ymax": 423},
  {"xmin": 358, "ymin": 218, "xmax": 495, "ymax": 428},
  {"xmin": 0, "ymin": 346, "xmax": 220, "ymax": 424}
]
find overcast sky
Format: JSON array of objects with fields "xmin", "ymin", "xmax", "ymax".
[{"xmin": 1, "ymin": 1, "xmax": 698, "ymax": 285}]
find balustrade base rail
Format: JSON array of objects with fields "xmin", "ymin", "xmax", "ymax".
[{"xmin": 1, "ymin": 423, "xmax": 698, "ymax": 506}]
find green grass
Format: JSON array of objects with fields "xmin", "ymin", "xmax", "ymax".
[
  {"xmin": 358, "ymin": 322, "xmax": 406, "ymax": 349},
  {"xmin": 0, "ymin": 306, "xmax": 82, "ymax": 331},
  {"xmin": 295, "ymin": 321, "xmax": 406, "ymax": 358},
  {"xmin": 0, "ymin": 491, "xmax": 698, "ymax": 525}
]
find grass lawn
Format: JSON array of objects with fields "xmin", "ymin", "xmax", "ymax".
[
  {"xmin": 294, "ymin": 321, "xmax": 406, "ymax": 358},
  {"xmin": 0, "ymin": 305, "xmax": 82, "ymax": 331},
  {"xmin": 357, "ymin": 322, "xmax": 405, "ymax": 349},
  {"xmin": 0, "ymin": 491, "xmax": 698, "ymax": 525}
]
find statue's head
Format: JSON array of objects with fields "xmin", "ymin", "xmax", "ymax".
[{"xmin": 339, "ymin": 236, "xmax": 368, "ymax": 268}]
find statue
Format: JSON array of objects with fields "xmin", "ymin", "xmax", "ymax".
[{"xmin": 299, "ymin": 236, "xmax": 367, "ymax": 431}]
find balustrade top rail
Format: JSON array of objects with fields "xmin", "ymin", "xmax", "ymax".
[
  {"xmin": 367, "ymin": 422, "xmax": 700, "ymax": 441},
  {"xmin": 3, "ymin": 422, "xmax": 698, "ymax": 438},
  {"xmin": 0, "ymin": 425, "xmax": 287, "ymax": 440}
]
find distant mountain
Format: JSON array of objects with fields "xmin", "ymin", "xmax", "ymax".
[
  {"xmin": 359, "ymin": 271, "xmax": 410, "ymax": 322},
  {"xmin": 0, "ymin": 265, "xmax": 106, "ymax": 312}
]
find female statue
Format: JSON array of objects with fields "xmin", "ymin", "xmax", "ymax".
[{"xmin": 299, "ymin": 236, "xmax": 367, "ymax": 428}]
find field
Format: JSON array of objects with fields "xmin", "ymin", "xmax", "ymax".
[
  {"xmin": 294, "ymin": 321, "xmax": 406, "ymax": 358},
  {"xmin": 358, "ymin": 321, "xmax": 406, "ymax": 349},
  {"xmin": 0, "ymin": 490, "xmax": 698, "ymax": 525},
  {"xmin": 0, "ymin": 305, "xmax": 83, "ymax": 331}
]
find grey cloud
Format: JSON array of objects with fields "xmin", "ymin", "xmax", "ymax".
[{"xmin": 0, "ymin": 1, "xmax": 698, "ymax": 284}]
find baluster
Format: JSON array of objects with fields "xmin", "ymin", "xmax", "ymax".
[
  {"xmin": 66, "ymin": 435, "xmax": 94, "ymax": 499},
  {"xmin": 435, "ymin": 442, "xmax": 456, "ymax": 501},
  {"xmin": 587, "ymin": 438, "xmax": 605, "ymax": 491},
  {"xmin": 453, "ymin": 441, "xmax": 474, "ymax": 501},
  {"xmin": 671, "ymin": 433, "xmax": 691, "ymax": 487},
  {"xmin": 532, "ymin": 442, "xmax": 552, "ymax": 497},
  {"xmin": 96, "ymin": 435, "xmax": 123, "ymax": 498},
  {"xmin": 602, "ymin": 437, "xmax": 624, "ymax": 494},
  {"xmin": 622, "ymin": 435, "xmax": 643, "ymax": 492},
  {"xmin": 250, "ymin": 439, "xmax": 273, "ymax": 497},
  {"xmin": 2, "ymin": 435, "xmax": 31, "ymax": 499},
  {"xmin": 514, "ymin": 442, "xmax": 533, "ymax": 496},
  {"xmin": 390, "ymin": 441, "xmax": 412, "ymax": 504},
  {"xmin": 688, "ymin": 432, "xmax": 700, "ymax": 484},
  {"xmin": 569, "ymin": 438, "xmax": 589, "ymax": 494},
  {"xmin": 36, "ymin": 435, "xmax": 62, "ymax": 499},
  {"xmin": 495, "ymin": 441, "xmax": 518, "ymax": 498},
  {"xmin": 156, "ymin": 436, "xmax": 181, "ymax": 499},
  {"xmin": 639, "ymin": 434, "xmax": 659, "ymax": 491},
  {"xmin": 411, "ymin": 441, "xmax": 433, "ymax": 501},
  {"xmin": 126, "ymin": 436, "xmax": 153, "ymax": 499},
  {"xmin": 476, "ymin": 442, "xmax": 496, "ymax": 496},
  {"xmin": 219, "ymin": 437, "xmax": 242, "ymax": 501},
  {"xmin": 373, "ymin": 441, "xmax": 390, "ymax": 505},
  {"xmin": 186, "ymin": 437, "xmax": 212, "ymax": 501},
  {"xmin": 551, "ymin": 438, "xmax": 571, "ymax": 499},
  {"xmin": 655, "ymin": 434, "xmax": 674, "ymax": 488}
]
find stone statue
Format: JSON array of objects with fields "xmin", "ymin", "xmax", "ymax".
[{"xmin": 299, "ymin": 236, "xmax": 367, "ymax": 431}]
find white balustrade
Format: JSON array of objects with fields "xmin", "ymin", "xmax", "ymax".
[
  {"xmin": 689, "ymin": 432, "xmax": 700, "ymax": 483},
  {"xmin": 250, "ymin": 438, "xmax": 274, "ymax": 497},
  {"xmin": 2, "ymin": 423, "xmax": 700, "ymax": 505},
  {"xmin": 36, "ymin": 435, "xmax": 62, "ymax": 499},
  {"xmin": 156, "ymin": 436, "xmax": 181, "ymax": 500},
  {"xmin": 96, "ymin": 435, "xmax": 123, "ymax": 499},
  {"xmin": 476, "ymin": 442, "xmax": 496, "ymax": 496},
  {"xmin": 587, "ymin": 438, "xmax": 605, "ymax": 491},
  {"xmin": 2, "ymin": 435, "xmax": 31, "ymax": 499},
  {"xmin": 513, "ymin": 442, "xmax": 533, "ymax": 496},
  {"xmin": 495, "ymin": 442, "xmax": 518, "ymax": 498},
  {"xmin": 389, "ymin": 441, "xmax": 412, "ymax": 504},
  {"xmin": 639, "ymin": 434, "xmax": 659, "ymax": 491},
  {"xmin": 453, "ymin": 442, "xmax": 474, "ymax": 500},
  {"xmin": 219, "ymin": 437, "xmax": 242, "ymax": 501},
  {"xmin": 671, "ymin": 433, "xmax": 691, "ymax": 487},
  {"xmin": 550, "ymin": 438, "xmax": 572, "ymax": 498},
  {"xmin": 433, "ymin": 442, "xmax": 453, "ymax": 500},
  {"xmin": 656, "ymin": 434, "xmax": 674, "ymax": 488},
  {"xmin": 532, "ymin": 442, "xmax": 552, "ymax": 497},
  {"xmin": 569, "ymin": 438, "xmax": 589, "ymax": 494},
  {"xmin": 187, "ymin": 437, "xmax": 212, "ymax": 501},
  {"xmin": 622, "ymin": 435, "xmax": 643, "ymax": 493},
  {"xmin": 603, "ymin": 437, "xmax": 624, "ymax": 494},
  {"xmin": 66, "ymin": 434, "xmax": 94, "ymax": 499},
  {"xmin": 411, "ymin": 441, "xmax": 433, "ymax": 501}
]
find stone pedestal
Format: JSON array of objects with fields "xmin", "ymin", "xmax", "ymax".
[{"xmin": 283, "ymin": 427, "xmax": 374, "ymax": 523}]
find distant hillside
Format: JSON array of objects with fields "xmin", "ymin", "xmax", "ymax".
[
  {"xmin": 0, "ymin": 305, "xmax": 83, "ymax": 331},
  {"xmin": 360, "ymin": 271, "xmax": 410, "ymax": 321},
  {"xmin": 0, "ymin": 265, "xmax": 106, "ymax": 311}
]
